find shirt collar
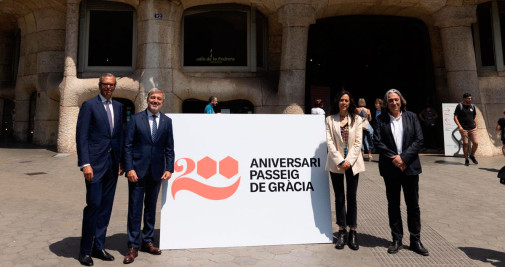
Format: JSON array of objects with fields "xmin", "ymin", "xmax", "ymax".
[
  {"xmin": 98, "ymin": 94, "xmax": 109, "ymax": 103},
  {"xmin": 147, "ymin": 109, "xmax": 159, "ymax": 118},
  {"xmin": 388, "ymin": 112, "xmax": 402, "ymax": 121}
]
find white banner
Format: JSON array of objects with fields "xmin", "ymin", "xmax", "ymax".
[
  {"xmin": 442, "ymin": 103, "xmax": 463, "ymax": 156},
  {"xmin": 160, "ymin": 114, "xmax": 333, "ymax": 249}
]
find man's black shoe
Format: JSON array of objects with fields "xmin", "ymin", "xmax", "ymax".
[
  {"xmin": 470, "ymin": 156, "xmax": 478, "ymax": 164},
  {"xmin": 387, "ymin": 240, "xmax": 403, "ymax": 254},
  {"xmin": 91, "ymin": 249, "xmax": 115, "ymax": 261},
  {"xmin": 465, "ymin": 159, "xmax": 469, "ymax": 166},
  {"xmin": 334, "ymin": 230, "xmax": 347, "ymax": 250},
  {"xmin": 78, "ymin": 253, "xmax": 94, "ymax": 266},
  {"xmin": 410, "ymin": 241, "xmax": 429, "ymax": 256}
]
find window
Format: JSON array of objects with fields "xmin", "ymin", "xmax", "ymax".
[
  {"xmin": 473, "ymin": 1, "xmax": 505, "ymax": 71},
  {"xmin": 182, "ymin": 5, "xmax": 268, "ymax": 72},
  {"xmin": 78, "ymin": 0, "xmax": 136, "ymax": 72}
]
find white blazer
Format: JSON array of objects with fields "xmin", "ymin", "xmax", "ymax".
[{"xmin": 325, "ymin": 114, "xmax": 365, "ymax": 174}]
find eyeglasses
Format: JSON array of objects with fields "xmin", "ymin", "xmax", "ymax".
[{"xmin": 100, "ymin": 82, "xmax": 116, "ymax": 87}]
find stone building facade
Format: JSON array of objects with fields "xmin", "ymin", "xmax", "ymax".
[{"xmin": 0, "ymin": 0, "xmax": 504, "ymax": 155}]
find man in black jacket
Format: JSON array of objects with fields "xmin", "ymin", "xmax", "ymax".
[{"xmin": 373, "ymin": 89, "xmax": 428, "ymax": 256}]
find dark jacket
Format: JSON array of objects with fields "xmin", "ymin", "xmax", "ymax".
[
  {"xmin": 373, "ymin": 110, "xmax": 423, "ymax": 177},
  {"xmin": 124, "ymin": 109, "xmax": 175, "ymax": 181},
  {"xmin": 76, "ymin": 95, "xmax": 123, "ymax": 183}
]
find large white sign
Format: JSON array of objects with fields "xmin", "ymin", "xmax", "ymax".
[
  {"xmin": 160, "ymin": 114, "xmax": 333, "ymax": 249},
  {"xmin": 442, "ymin": 103, "xmax": 463, "ymax": 156}
]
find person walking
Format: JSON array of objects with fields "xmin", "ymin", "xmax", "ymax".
[
  {"xmin": 76, "ymin": 73, "xmax": 124, "ymax": 266},
  {"xmin": 123, "ymin": 88, "xmax": 175, "ymax": 264},
  {"xmin": 325, "ymin": 91, "xmax": 365, "ymax": 251},
  {"xmin": 373, "ymin": 89, "xmax": 429, "ymax": 256},
  {"xmin": 454, "ymin": 93, "xmax": 478, "ymax": 166}
]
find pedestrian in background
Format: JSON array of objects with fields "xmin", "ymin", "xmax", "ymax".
[
  {"xmin": 418, "ymin": 100, "xmax": 439, "ymax": 150},
  {"xmin": 496, "ymin": 108, "xmax": 505, "ymax": 157},
  {"xmin": 204, "ymin": 96, "xmax": 218, "ymax": 114},
  {"xmin": 454, "ymin": 93, "xmax": 478, "ymax": 166},
  {"xmin": 357, "ymin": 98, "xmax": 373, "ymax": 160},
  {"xmin": 311, "ymin": 98, "xmax": 326, "ymax": 115},
  {"xmin": 375, "ymin": 98, "xmax": 383, "ymax": 118},
  {"xmin": 325, "ymin": 91, "xmax": 365, "ymax": 251},
  {"xmin": 374, "ymin": 89, "xmax": 429, "ymax": 256}
]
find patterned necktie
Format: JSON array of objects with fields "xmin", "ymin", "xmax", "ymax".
[
  {"xmin": 105, "ymin": 100, "xmax": 113, "ymax": 135},
  {"xmin": 152, "ymin": 114, "xmax": 158, "ymax": 142}
]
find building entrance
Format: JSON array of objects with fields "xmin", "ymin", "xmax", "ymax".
[
  {"xmin": 182, "ymin": 99, "xmax": 254, "ymax": 114},
  {"xmin": 306, "ymin": 16, "xmax": 436, "ymax": 117}
]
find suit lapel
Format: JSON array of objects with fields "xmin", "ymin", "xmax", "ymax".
[
  {"xmin": 401, "ymin": 112, "xmax": 409, "ymax": 149},
  {"xmin": 155, "ymin": 115, "xmax": 166, "ymax": 144},
  {"xmin": 141, "ymin": 109, "xmax": 152, "ymax": 143},
  {"xmin": 382, "ymin": 112, "xmax": 397, "ymax": 149},
  {"xmin": 94, "ymin": 95, "xmax": 112, "ymax": 137},
  {"xmin": 111, "ymin": 100, "xmax": 121, "ymax": 136}
]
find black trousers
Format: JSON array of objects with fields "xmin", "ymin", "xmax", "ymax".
[
  {"xmin": 383, "ymin": 174, "xmax": 421, "ymax": 243},
  {"xmin": 330, "ymin": 169, "xmax": 359, "ymax": 228}
]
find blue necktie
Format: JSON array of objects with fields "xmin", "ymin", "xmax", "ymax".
[
  {"xmin": 152, "ymin": 115, "xmax": 158, "ymax": 142},
  {"xmin": 105, "ymin": 100, "xmax": 113, "ymax": 135}
]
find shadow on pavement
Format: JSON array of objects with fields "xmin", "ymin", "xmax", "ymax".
[
  {"xmin": 49, "ymin": 233, "xmax": 128, "ymax": 259},
  {"xmin": 332, "ymin": 232, "xmax": 389, "ymax": 248},
  {"xmin": 459, "ymin": 247, "xmax": 505, "ymax": 267},
  {"xmin": 478, "ymin": 167, "xmax": 500, "ymax": 173},
  {"xmin": 434, "ymin": 160, "xmax": 463, "ymax": 165},
  {"xmin": 0, "ymin": 139, "xmax": 57, "ymax": 152}
]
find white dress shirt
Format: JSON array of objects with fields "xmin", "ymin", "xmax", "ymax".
[{"xmin": 389, "ymin": 112, "xmax": 403, "ymax": 154}]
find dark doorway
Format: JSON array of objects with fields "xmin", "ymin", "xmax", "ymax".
[
  {"xmin": 28, "ymin": 92, "xmax": 37, "ymax": 142},
  {"xmin": 113, "ymin": 98, "xmax": 135, "ymax": 129},
  {"xmin": 306, "ymin": 16, "xmax": 436, "ymax": 116},
  {"xmin": 182, "ymin": 99, "xmax": 254, "ymax": 114},
  {"xmin": 1, "ymin": 99, "xmax": 14, "ymax": 141}
]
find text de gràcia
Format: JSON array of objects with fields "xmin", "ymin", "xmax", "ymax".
[{"xmin": 249, "ymin": 158, "xmax": 320, "ymax": 193}]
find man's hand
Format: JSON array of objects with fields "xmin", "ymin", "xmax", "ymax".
[
  {"xmin": 127, "ymin": 170, "xmax": 138, "ymax": 182},
  {"xmin": 83, "ymin": 165, "xmax": 94, "ymax": 182},
  {"xmin": 399, "ymin": 162, "xmax": 407, "ymax": 172},
  {"xmin": 391, "ymin": 155, "xmax": 405, "ymax": 169},
  {"xmin": 118, "ymin": 163, "xmax": 124, "ymax": 176},
  {"xmin": 161, "ymin": 171, "xmax": 172, "ymax": 180}
]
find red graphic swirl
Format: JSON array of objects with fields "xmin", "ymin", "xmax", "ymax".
[
  {"xmin": 171, "ymin": 158, "xmax": 240, "ymax": 200},
  {"xmin": 171, "ymin": 176, "xmax": 241, "ymax": 200}
]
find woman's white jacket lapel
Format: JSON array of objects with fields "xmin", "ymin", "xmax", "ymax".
[{"xmin": 325, "ymin": 114, "xmax": 365, "ymax": 174}]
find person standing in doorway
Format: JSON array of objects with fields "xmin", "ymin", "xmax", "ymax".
[
  {"xmin": 454, "ymin": 93, "xmax": 478, "ymax": 166},
  {"xmin": 496, "ymin": 108, "xmax": 505, "ymax": 157},
  {"xmin": 123, "ymin": 88, "xmax": 175, "ymax": 264},
  {"xmin": 311, "ymin": 98, "xmax": 326, "ymax": 115},
  {"xmin": 204, "ymin": 96, "xmax": 218, "ymax": 114},
  {"xmin": 374, "ymin": 89, "xmax": 428, "ymax": 256},
  {"xmin": 325, "ymin": 91, "xmax": 365, "ymax": 251},
  {"xmin": 76, "ymin": 73, "xmax": 124, "ymax": 266}
]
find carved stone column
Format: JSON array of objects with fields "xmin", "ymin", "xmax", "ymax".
[{"xmin": 275, "ymin": 4, "xmax": 315, "ymax": 114}]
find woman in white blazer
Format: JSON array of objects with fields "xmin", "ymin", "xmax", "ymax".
[{"xmin": 325, "ymin": 90, "xmax": 365, "ymax": 251}]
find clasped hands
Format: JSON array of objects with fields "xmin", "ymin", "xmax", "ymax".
[
  {"xmin": 339, "ymin": 161, "xmax": 351, "ymax": 171},
  {"xmin": 126, "ymin": 169, "xmax": 172, "ymax": 182},
  {"xmin": 391, "ymin": 155, "xmax": 407, "ymax": 172}
]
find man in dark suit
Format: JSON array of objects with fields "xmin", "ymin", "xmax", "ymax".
[
  {"xmin": 76, "ymin": 73, "xmax": 124, "ymax": 265},
  {"xmin": 373, "ymin": 89, "xmax": 428, "ymax": 256},
  {"xmin": 123, "ymin": 88, "xmax": 175, "ymax": 264}
]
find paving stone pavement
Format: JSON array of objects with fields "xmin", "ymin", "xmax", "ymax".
[{"xmin": 0, "ymin": 146, "xmax": 504, "ymax": 266}]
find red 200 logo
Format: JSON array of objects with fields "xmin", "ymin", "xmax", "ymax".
[{"xmin": 171, "ymin": 156, "xmax": 241, "ymax": 200}]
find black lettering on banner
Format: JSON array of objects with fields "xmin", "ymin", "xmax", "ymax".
[{"xmin": 250, "ymin": 159, "xmax": 258, "ymax": 168}]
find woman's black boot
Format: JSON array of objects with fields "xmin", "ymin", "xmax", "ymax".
[
  {"xmin": 348, "ymin": 230, "xmax": 359, "ymax": 250},
  {"xmin": 335, "ymin": 230, "xmax": 347, "ymax": 250}
]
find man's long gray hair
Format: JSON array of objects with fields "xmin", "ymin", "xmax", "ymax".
[{"xmin": 382, "ymin": 89, "xmax": 407, "ymax": 112}]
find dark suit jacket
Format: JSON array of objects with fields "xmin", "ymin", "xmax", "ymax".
[
  {"xmin": 76, "ymin": 95, "xmax": 123, "ymax": 183},
  {"xmin": 373, "ymin": 110, "xmax": 423, "ymax": 177},
  {"xmin": 124, "ymin": 109, "xmax": 175, "ymax": 181}
]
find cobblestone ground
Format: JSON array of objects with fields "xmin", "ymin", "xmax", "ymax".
[{"xmin": 0, "ymin": 146, "xmax": 504, "ymax": 266}]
